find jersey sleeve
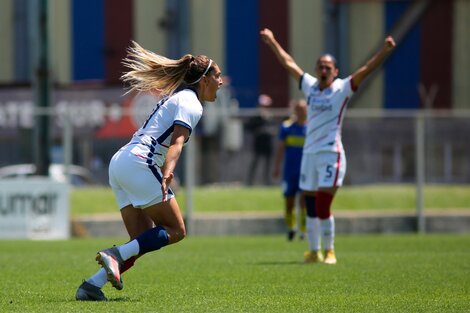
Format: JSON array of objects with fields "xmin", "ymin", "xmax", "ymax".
[
  {"xmin": 343, "ymin": 76, "xmax": 356, "ymax": 96},
  {"xmin": 300, "ymin": 73, "xmax": 317, "ymax": 97},
  {"xmin": 173, "ymin": 92, "xmax": 203, "ymax": 134}
]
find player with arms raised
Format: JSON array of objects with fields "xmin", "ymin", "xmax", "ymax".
[{"xmin": 260, "ymin": 28, "xmax": 395, "ymax": 264}]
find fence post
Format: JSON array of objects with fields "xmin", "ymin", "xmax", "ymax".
[
  {"xmin": 184, "ymin": 137, "xmax": 195, "ymax": 235},
  {"xmin": 415, "ymin": 112, "xmax": 425, "ymax": 233},
  {"xmin": 62, "ymin": 111, "xmax": 73, "ymax": 184}
]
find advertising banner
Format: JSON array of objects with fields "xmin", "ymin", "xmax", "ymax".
[{"xmin": 0, "ymin": 178, "xmax": 70, "ymax": 239}]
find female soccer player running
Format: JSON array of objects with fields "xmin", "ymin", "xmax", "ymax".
[
  {"xmin": 76, "ymin": 42, "xmax": 223, "ymax": 301},
  {"xmin": 260, "ymin": 28, "xmax": 395, "ymax": 264}
]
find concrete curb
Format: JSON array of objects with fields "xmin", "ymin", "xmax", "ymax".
[{"xmin": 71, "ymin": 210, "xmax": 470, "ymax": 237}]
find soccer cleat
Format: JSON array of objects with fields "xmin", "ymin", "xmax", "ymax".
[
  {"xmin": 75, "ymin": 280, "xmax": 107, "ymax": 301},
  {"xmin": 304, "ymin": 250, "xmax": 324, "ymax": 263},
  {"xmin": 324, "ymin": 249, "xmax": 337, "ymax": 264},
  {"xmin": 96, "ymin": 246, "xmax": 124, "ymax": 290}
]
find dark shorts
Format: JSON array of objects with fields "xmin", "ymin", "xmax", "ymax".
[{"xmin": 282, "ymin": 173, "xmax": 301, "ymax": 197}]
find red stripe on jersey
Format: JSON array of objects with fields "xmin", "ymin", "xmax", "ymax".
[
  {"xmin": 333, "ymin": 149, "xmax": 341, "ymax": 187},
  {"xmin": 337, "ymin": 96, "xmax": 349, "ymax": 125}
]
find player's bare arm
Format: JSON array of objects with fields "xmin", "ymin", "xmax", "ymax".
[
  {"xmin": 272, "ymin": 140, "xmax": 286, "ymax": 179},
  {"xmin": 260, "ymin": 28, "xmax": 304, "ymax": 81},
  {"xmin": 161, "ymin": 125, "xmax": 189, "ymax": 201},
  {"xmin": 351, "ymin": 36, "xmax": 396, "ymax": 88}
]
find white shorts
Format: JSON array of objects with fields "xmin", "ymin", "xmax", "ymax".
[
  {"xmin": 108, "ymin": 147, "xmax": 175, "ymax": 210},
  {"xmin": 299, "ymin": 151, "xmax": 346, "ymax": 191}
]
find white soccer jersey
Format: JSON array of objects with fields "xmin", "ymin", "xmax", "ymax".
[
  {"xmin": 300, "ymin": 73, "xmax": 356, "ymax": 155},
  {"xmin": 127, "ymin": 88, "xmax": 203, "ymax": 167},
  {"xmin": 108, "ymin": 88, "xmax": 203, "ymax": 209}
]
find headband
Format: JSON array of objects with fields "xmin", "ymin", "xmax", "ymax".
[{"xmin": 188, "ymin": 59, "xmax": 213, "ymax": 85}]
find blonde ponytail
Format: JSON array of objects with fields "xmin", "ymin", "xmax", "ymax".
[{"xmin": 121, "ymin": 41, "xmax": 213, "ymax": 96}]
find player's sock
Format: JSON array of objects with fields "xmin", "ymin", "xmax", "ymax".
[
  {"xmin": 320, "ymin": 216, "xmax": 335, "ymax": 250},
  {"xmin": 285, "ymin": 210, "xmax": 296, "ymax": 231},
  {"xmin": 306, "ymin": 217, "xmax": 321, "ymax": 251},
  {"xmin": 86, "ymin": 268, "xmax": 108, "ymax": 288},
  {"xmin": 118, "ymin": 226, "xmax": 169, "ymax": 259},
  {"xmin": 117, "ymin": 239, "xmax": 140, "ymax": 261},
  {"xmin": 305, "ymin": 195, "xmax": 320, "ymax": 250},
  {"xmin": 315, "ymin": 192, "xmax": 335, "ymax": 250},
  {"xmin": 136, "ymin": 225, "xmax": 169, "ymax": 255},
  {"xmin": 120, "ymin": 256, "xmax": 137, "ymax": 274}
]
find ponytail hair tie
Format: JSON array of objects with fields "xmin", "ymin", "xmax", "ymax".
[{"xmin": 188, "ymin": 59, "xmax": 213, "ymax": 85}]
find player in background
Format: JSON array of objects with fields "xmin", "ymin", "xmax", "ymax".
[
  {"xmin": 272, "ymin": 99, "xmax": 307, "ymax": 241},
  {"xmin": 260, "ymin": 28, "xmax": 395, "ymax": 264},
  {"xmin": 76, "ymin": 41, "xmax": 223, "ymax": 301}
]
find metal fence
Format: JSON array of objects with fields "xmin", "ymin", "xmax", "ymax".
[{"xmin": 1, "ymin": 104, "xmax": 469, "ymax": 186}]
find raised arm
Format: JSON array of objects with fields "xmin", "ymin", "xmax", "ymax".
[
  {"xmin": 260, "ymin": 28, "xmax": 304, "ymax": 82},
  {"xmin": 351, "ymin": 36, "xmax": 396, "ymax": 88}
]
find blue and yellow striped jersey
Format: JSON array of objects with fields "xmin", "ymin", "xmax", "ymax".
[{"xmin": 278, "ymin": 118, "xmax": 306, "ymax": 177}]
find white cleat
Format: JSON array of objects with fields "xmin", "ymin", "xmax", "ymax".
[{"xmin": 96, "ymin": 246, "xmax": 124, "ymax": 290}]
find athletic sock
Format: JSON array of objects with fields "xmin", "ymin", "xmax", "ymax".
[
  {"xmin": 86, "ymin": 268, "xmax": 108, "ymax": 288},
  {"xmin": 285, "ymin": 210, "xmax": 296, "ymax": 231},
  {"xmin": 321, "ymin": 216, "xmax": 335, "ymax": 250},
  {"xmin": 117, "ymin": 239, "xmax": 140, "ymax": 261},
  {"xmin": 300, "ymin": 208, "xmax": 307, "ymax": 234},
  {"xmin": 118, "ymin": 226, "xmax": 169, "ymax": 260},
  {"xmin": 135, "ymin": 225, "xmax": 170, "ymax": 255},
  {"xmin": 306, "ymin": 216, "xmax": 321, "ymax": 251},
  {"xmin": 120, "ymin": 256, "xmax": 137, "ymax": 274}
]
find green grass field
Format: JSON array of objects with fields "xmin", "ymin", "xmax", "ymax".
[
  {"xmin": 0, "ymin": 234, "xmax": 469, "ymax": 312},
  {"xmin": 71, "ymin": 184, "xmax": 470, "ymax": 216}
]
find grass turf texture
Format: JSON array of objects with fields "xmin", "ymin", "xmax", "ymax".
[
  {"xmin": 0, "ymin": 235, "xmax": 469, "ymax": 312},
  {"xmin": 71, "ymin": 184, "xmax": 470, "ymax": 216}
]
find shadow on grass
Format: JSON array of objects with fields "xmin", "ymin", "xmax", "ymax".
[
  {"xmin": 72, "ymin": 297, "xmax": 132, "ymax": 303},
  {"xmin": 253, "ymin": 261, "xmax": 304, "ymax": 266},
  {"xmin": 107, "ymin": 297, "xmax": 132, "ymax": 302}
]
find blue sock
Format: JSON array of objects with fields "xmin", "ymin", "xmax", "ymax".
[{"xmin": 136, "ymin": 225, "xmax": 169, "ymax": 255}]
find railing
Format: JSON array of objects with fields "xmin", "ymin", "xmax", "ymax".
[{"xmin": 1, "ymin": 105, "xmax": 469, "ymax": 234}]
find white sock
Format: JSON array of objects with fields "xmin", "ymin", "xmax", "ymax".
[
  {"xmin": 86, "ymin": 268, "xmax": 108, "ymax": 288},
  {"xmin": 321, "ymin": 216, "xmax": 335, "ymax": 250},
  {"xmin": 117, "ymin": 239, "xmax": 140, "ymax": 261},
  {"xmin": 306, "ymin": 217, "xmax": 321, "ymax": 251}
]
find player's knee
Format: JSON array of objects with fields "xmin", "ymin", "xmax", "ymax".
[
  {"xmin": 169, "ymin": 225, "xmax": 186, "ymax": 243},
  {"xmin": 178, "ymin": 225, "xmax": 187, "ymax": 241}
]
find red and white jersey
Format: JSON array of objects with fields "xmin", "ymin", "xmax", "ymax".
[
  {"xmin": 300, "ymin": 73, "xmax": 356, "ymax": 155},
  {"xmin": 125, "ymin": 88, "xmax": 203, "ymax": 167}
]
